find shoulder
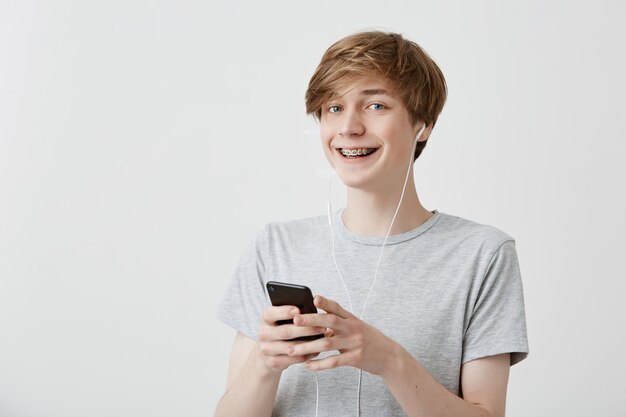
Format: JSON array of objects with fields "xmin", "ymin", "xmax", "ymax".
[
  {"xmin": 255, "ymin": 213, "xmax": 328, "ymax": 250},
  {"xmin": 264, "ymin": 213, "xmax": 327, "ymax": 235},
  {"xmin": 259, "ymin": 215, "xmax": 328, "ymax": 237},
  {"xmin": 235, "ymin": 214, "xmax": 328, "ymax": 272},
  {"xmin": 433, "ymin": 211, "xmax": 516, "ymax": 255}
]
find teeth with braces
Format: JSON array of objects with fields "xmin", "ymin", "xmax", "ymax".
[{"xmin": 340, "ymin": 148, "xmax": 376, "ymax": 157}]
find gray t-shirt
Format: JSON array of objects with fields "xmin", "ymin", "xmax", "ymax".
[{"xmin": 216, "ymin": 209, "xmax": 528, "ymax": 417}]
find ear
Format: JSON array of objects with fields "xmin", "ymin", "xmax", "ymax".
[{"xmin": 414, "ymin": 122, "xmax": 433, "ymax": 142}]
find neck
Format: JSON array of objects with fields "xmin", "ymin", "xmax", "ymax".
[{"xmin": 342, "ymin": 179, "xmax": 432, "ymax": 237}]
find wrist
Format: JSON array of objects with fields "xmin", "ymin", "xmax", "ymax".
[
  {"xmin": 381, "ymin": 340, "xmax": 411, "ymax": 382},
  {"xmin": 252, "ymin": 344, "xmax": 284, "ymax": 380}
]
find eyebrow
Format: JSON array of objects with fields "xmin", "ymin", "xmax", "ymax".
[{"xmin": 360, "ymin": 89, "xmax": 391, "ymax": 96}]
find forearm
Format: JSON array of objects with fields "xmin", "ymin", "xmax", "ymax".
[
  {"xmin": 214, "ymin": 344, "xmax": 281, "ymax": 417},
  {"xmin": 383, "ymin": 344, "xmax": 492, "ymax": 417}
]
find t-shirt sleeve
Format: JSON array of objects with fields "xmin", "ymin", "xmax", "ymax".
[
  {"xmin": 462, "ymin": 240, "xmax": 529, "ymax": 366},
  {"xmin": 215, "ymin": 226, "xmax": 270, "ymax": 341}
]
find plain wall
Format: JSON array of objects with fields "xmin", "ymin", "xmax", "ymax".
[{"xmin": 1, "ymin": 0, "xmax": 625, "ymax": 416}]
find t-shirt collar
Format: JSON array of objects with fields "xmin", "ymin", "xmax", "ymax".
[{"xmin": 334, "ymin": 207, "xmax": 441, "ymax": 246}]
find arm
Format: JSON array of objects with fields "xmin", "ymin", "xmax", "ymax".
[
  {"xmin": 214, "ymin": 306, "xmax": 325, "ymax": 417},
  {"xmin": 290, "ymin": 296, "xmax": 510, "ymax": 417},
  {"xmin": 213, "ymin": 332, "xmax": 280, "ymax": 417},
  {"xmin": 383, "ymin": 346, "xmax": 510, "ymax": 417}
]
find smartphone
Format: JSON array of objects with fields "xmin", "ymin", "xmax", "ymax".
[{"xmin": 266, "ymin": 281, "xmax": 323, "ymax": 341}]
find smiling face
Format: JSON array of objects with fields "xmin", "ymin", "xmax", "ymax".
[{"xmin": 320, "ymin": 77, "xmax": 428, "ymax": 192}]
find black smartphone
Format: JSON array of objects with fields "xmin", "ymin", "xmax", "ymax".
[{"xmin": 266, "ymin": 281, "xmax": 323, "ymax": 341}]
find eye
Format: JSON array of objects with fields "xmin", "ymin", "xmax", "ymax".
[
  {"xmin": 368, "ymin": 103, "xmax": 385, "ymax": 111},
  {"xmin": 328, "ymin": 105, "xmax": 342, "ymax": 113}
]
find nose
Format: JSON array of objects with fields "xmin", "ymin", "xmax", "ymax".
[{"xmin": 338, "ymin": 108, "xmax": 365, "ymax": 136}]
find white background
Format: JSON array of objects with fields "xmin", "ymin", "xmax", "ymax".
[{"xmin": 1, "ymin": 1, "xmax": 625, "ymax": 416}]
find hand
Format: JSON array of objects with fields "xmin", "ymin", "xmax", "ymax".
[
  {"xmin": 257, "ymin": 305, "xmax": 326, "ymax": 373},
  {"xmin": 287, "ymin": 295, "xmax": 398, "ymax": 376}
]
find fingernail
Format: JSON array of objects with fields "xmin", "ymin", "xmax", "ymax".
[
  {"xmin": 290, "ymin": 308, "xmax": 298, "ymax": 317},
  {"xmin": 315, "ymin": 327, "xmax": 326, "ymax": 333}
]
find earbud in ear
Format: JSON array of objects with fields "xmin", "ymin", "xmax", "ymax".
[{"xmin": 414, "ymin": 123, "xmax": 427, "ymax": 143}]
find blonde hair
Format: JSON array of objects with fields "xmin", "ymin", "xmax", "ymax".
[{"xmin": 305, "ymin": 31, "xmax": 447, "ymax": 160}]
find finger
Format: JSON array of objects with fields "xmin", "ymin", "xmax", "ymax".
[
  {"xmin": 259, "ymin": 336, "xmax": 325, "ymax": 356},
  {"xmin": 259, "ymin": 340, "xmax": 295, "ymax": 356},
  {"xmin": 268, "ymin": 323, "xmax": 327, "ymax": 342},
  {"xmin": 265, "ymin": 353, "xmax": 318, "ymax": 371},
  {"xmin": 288, "ymin": 335, "xmax": 350, "ymax": 357},
  {"xmin": 314, "ymin": 295, "xmax": 353, "ymax": 319},
  {"xmin": 304, "ymin": 351, "xmax": 358, "ymax": 371},
  {"xmin": 293, "ymin": 312, "xmax": 343, "ymax": 331},
  {"xmin": 262, "ymin": 305, "xmax": 299, "ymax": 324}
]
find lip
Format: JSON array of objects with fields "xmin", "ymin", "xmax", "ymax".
[{"xmin": 335, "ymin": 146, "xmax": 380, "ymax": 150}]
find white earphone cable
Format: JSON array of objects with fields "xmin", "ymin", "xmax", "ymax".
[{"xmin": 314, "ymin": 371, "xmax": 319, "ymax": 417}]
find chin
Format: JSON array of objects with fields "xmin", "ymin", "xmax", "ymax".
[{"xmin": 335, "ymin": 171, "xmax": 379, "ymax": 190}]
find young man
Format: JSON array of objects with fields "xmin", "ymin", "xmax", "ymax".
[{"xmin": 214, "ymin": 31, "xmax": 528, "ymax": 417}]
